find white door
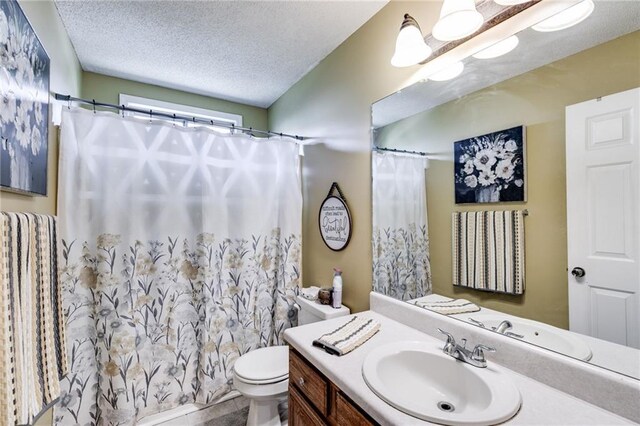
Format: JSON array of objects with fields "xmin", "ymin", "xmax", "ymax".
[{"xmin": 566, "ymin": 87, "xmax": 640, "ymax": 349}]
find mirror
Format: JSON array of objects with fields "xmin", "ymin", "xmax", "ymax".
[{"xmin": 371, "ymin": 1, "xmax": 640, "ymax": 380}]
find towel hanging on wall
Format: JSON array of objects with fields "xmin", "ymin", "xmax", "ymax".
[
  {"xmin": 0, "ymin": 212, "xmax": 67, "ymax": 426},
  {"xmin": 452, "ymin": 210, "xmax": 525, "ymax": 295}
]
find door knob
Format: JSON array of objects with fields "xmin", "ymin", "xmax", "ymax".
[{"xmin": 571, "ymin": 267, "xmax": 586, "ymax": 278}]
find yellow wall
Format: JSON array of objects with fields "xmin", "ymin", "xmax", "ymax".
[
  {"xmin": 269, "ymin": 2, "xmax": 443, "ymax": 313},
  {"xmin": 81, "ymin": 72, "xmax": 269, "ymax": 131},
  {"xmin": 270, "ymin": 0, "xmax": 640, "ymax": 318},
  {"xmin": 374, "ymin": 32, "xmax": 640, "ymax": 328},
  {"xmin": 0, "ymin": 0, "xmax": 82, "ymax": 215}
]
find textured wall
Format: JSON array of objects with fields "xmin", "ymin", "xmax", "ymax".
[
  {"xmin": 268, "ymin": 2, "xmax": 442, "ymax": 313},
  {"xmin": 0, "ymin": 0, "xmax": 82, "ymax": 215}
]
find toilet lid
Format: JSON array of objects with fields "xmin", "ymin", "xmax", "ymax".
[{"xmin": 234, "ymin": 346, "xmax": 289, "ymax": 383}]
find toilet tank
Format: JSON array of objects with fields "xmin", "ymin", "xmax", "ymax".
[{"xmin": 296, "ymin": 295, "xmax": 350, "ymax": 326}]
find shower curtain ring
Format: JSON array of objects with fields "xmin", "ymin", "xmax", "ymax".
[
  {"xmin": 121, "ymin": 105, "xmax": 125, "ymax": 118},
  {"xmin": 92, "ymin": 99, "xmax": 96, "ymax": 114},
  {"xmin": 149, "ymin": 109, "xmax": 153, "ymax": 123}
]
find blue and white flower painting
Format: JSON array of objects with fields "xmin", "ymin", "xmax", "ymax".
[
  {"xmin": 0, "ymin": 0, "xmax": 50, "ymax": 195},
  {"xmin": 454, "ymin": 126, "xmax": 526, "ymax": 204}
]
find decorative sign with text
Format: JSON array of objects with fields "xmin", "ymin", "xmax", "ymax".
[{"xmin": 319, "ymin": 182, "xmax": 352, "ymax": 251}]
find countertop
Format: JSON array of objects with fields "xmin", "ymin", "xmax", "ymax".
[{"xmin": 283, "ymin": 311, "xmax": 632, "ymax": 425}]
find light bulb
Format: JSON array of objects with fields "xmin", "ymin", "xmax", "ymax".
[
  {"xmin": 532, "ymin": 0, "xmax": 595, "ymax": 32},
  {"xmin": 432, "ymin": 0, "xmax": 484, "ymax": 41},
  {"xmin": 428, "ymin": 62, "xmax": 464, "ymax": 81},
  {"xmin": 391, "ymin": 14, "xmax": 432, "ymax": 67},
  {"xmin": 472, "ymin": 35, "xmax": 519, "ymax": 59}
]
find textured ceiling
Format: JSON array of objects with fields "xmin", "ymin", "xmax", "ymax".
[
  {"xmin": 54, "ymin": 0, "xmax": 387, "ymax": 108},
  {"xmin": 373, "ymin": 1, "xmax": 640, "ymax": 129}
]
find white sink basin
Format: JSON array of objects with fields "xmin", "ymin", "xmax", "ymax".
[
  {"xmin": 464, "ymin": 313, "xmax": 592, "ymax": 361},
  {"xmin": 362, "ymin": 341, "xmax": 521, "ymax": 425}
]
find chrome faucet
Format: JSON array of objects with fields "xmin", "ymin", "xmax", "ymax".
[
  {"xmin": 493, "ymin": 320, "xmax": 525, "ymax": 339},
  {"xmin": 437, "ymin": 328, "xmax": 496, "ymax": 368},
  {"xmin": 495, "ymin": 320, "xmax": 513, "ymax": 334}
]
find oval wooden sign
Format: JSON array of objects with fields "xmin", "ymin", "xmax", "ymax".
[{"xmin": 319, "ymin": 194, "xmax": 352, "ymax": 251}]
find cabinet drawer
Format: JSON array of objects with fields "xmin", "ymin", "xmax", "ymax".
[
  {"xmin": 289, "ymin": 348, "xmax": 329, "ymax": 416},
  {"xmin": 289, "ymin": 384, "xmax": 327, "ymax": 426},
  {"xmin": 336, "ymin": 391, "xmax": 376, "ymax": 426}
]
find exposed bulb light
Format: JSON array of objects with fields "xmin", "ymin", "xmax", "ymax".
[
  {"xmin": 532, "ymin": 0, "xmax": 594, "ymax": 32},
  {"xmin": 493, "ymin": 0, "xmax": 529, "ymax": 5},
  {"xmin": 472, "ymin": 35, "xmax": 519, "ymax": 59},
  {"xmin": 428, "ymin": 62, "xmax": 465, "ymax": 81},
  {"xmin": 391, "ymin": 14, "xmax": 432, "ymax": 67},
  {"xmin": 432, "ymin": 0, "xmax": 484, "ymax": 42}
]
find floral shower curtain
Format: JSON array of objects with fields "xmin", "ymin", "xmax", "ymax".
[
  {"xmin": 54, "ymin": 108, "xmax": 301, "ymax": 425},
  {"xmin": 372, "ymin": 151, "xmax": 431, "ymax": 300}
]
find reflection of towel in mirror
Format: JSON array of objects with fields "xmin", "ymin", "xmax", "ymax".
[
  {"xmin": 413, "ymin": 298, "xmax": 480, "ymax": 315},
  {"xmin": 312, "ymin": 316, "xmax": 380, "ymax": 356}
]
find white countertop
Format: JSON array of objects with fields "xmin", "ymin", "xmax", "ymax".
[{"xmin": 284, "ymin": 311, "xmax": 632, "ymax": 425}]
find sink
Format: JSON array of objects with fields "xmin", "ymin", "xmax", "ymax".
[
  {"xmin": 464, "ymin": 313, "xmax": 592, "ymax": 361},
  {"xmin": 362, "ymin": 341, "xmax": 521, "ymax": 425}
]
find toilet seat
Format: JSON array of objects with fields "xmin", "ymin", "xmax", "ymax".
[
  {"xmin": 235, "ymin": 371, "xmax": 288, "ymax": 385},
  {"xmin": 233, "ymin": 345, "xmax": 289, "ymax": 384}
]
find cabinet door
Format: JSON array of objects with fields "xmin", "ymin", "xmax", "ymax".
[
  {"xmin": 335, "ymin": 391, "xmax": 376, "ymax": 426},
  {"xmin": 289, "ymin": 385, "xmax": 326, "ymax": 426}
]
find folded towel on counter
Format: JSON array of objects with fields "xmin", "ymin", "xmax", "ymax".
[
  {"xmin": 299, "ymin": 286, "xmax": 321, "ymax": 300},
  {"xmin": 312, "ymin": 316, "xmax": 380, "ymax": 356},
  {"xmin": 412, "ymin": 298, "xmax": 480, "ymax": 315}
]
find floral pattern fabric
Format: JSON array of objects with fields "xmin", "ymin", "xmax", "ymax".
[
  {"xmin": 55, "ymin": 108, "xmax": 302, "ymax": 425},
  {"xmin": 372, "ymin": 152, "xmax": 432, "ymax": 300}
]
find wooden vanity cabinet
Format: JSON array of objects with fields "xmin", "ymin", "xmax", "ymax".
[{"xmin": 288, "ymin": 348, "xmax": 378, "ymax": 426}]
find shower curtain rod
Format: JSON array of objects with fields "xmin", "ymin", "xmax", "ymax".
[
  {"xmin": 374, "ymin": 146, "xmax": 429, "ymax": 156},
  {"xmin": 54, "ymin": 93, "xmax": 306, "ymax": 141}
]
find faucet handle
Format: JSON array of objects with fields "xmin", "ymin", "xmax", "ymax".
[
  {"xmin": 437, "ymin": 328, "xmax": 457, "ymax": 355},
  {"xmin": 437, "ymin": 328, "xmax": 456, "ymax": 344},
  {"xmin": 472, "ymin": 344, "xmax": 496, "ymax": 362}
]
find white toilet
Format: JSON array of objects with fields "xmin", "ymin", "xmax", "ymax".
[{"xmin": 233, "ymin": 295, "xmax": 350, "ymax": 426}]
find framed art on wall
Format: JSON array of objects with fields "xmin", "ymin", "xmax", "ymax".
[
  {"xmin": 319, "ymin": 182, "xmax": 352, "ymax": 251},
  {"xmin": 0, "ymin": 0, "xmax": 50, "ymax": 196},
  {"xmin": 454, "ymin": 125, "xmax": 526, "ymax": 204}
]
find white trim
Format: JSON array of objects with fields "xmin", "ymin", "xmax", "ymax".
[{"xmin": 118, "ymin": 94, "xmax": 243, "ymax": 127}]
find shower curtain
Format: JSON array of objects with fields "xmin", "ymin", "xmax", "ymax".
[
  {"xmin": 54, "ymin": 108, "xmax": 302, "ymax": 425},
  {"xmin": 372, "ymin": 151, "xmax": 431, "ymax": 300}
]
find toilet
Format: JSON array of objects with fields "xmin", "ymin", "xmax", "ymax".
[{"xmin": 233, "ymin": 295, "xmax": 350, "ymax": 426}]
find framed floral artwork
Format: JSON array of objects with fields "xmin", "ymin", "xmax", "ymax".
[
  {"xmin": 454, "ymin": 126, "xmax": 526, "ymax": 204},
  {"xmin": 0, "ymin": 0, "xmax": 50, "ymax": 196}
]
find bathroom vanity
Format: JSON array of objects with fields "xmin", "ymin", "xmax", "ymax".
[
  {"xmin": 289, "ymin": 348, "xmax": 376, "ymax": 425},
  {"xmin": 284, "ymin": 301, "xmax": 636, "ymax": 425}
]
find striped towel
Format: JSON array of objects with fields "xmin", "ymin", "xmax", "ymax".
[
  {"xmin": 0, "ymin": 212, "xmax": 67, "ymax": 426},
  {"xmin": 412, "ymin": 298, "xmax": 480, "ymax": 315},
  {"xmin": 452, "ymin": 210, "xmax": 525, "ymax": 295},
  {"xmin": 312, "ymin": 316, "xmax": 380, "ymax": 356}
]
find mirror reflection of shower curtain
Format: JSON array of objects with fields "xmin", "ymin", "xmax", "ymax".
[
  {"xmin": 55, "ymin": 108, "xmax": 302, "ymax": 425},
  {"xmin": 372, "ymin": 151, "xmax": 431, "ymax": 300}
]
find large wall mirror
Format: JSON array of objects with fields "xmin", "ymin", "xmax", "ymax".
[{"xmin": 371, "ymin": 1, "xmax": 640, "ymax": 380}]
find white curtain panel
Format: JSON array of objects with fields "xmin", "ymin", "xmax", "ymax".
[
  {"xmin": 55, "ymin": 108, "xmax": 302, "ymax": 425},
  {"xmin": 372, "ymin": 151, "xmax": 432, "ymax": 300}
]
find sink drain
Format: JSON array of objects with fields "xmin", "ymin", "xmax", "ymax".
[{"xmin": 437, "ymin": 401, "xmax": 455, "ymax": 413}]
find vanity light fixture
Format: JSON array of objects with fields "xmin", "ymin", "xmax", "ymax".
[
  {"xmin": 472, "ymin": 35, "xmax": 519, "ymax": 59},
  {"xmin": 532, "ymin": 0, "xmax": 595, "ymax": 32},
  {"xmin": 432, "ymin": 0, "xmax": 484, "ymax": 42},
  {"xmin": 391, "ymin": 14, "xmax": 432, "ymax": 68},
  {"xmin": 427, "ymin": 61, "xmax": 464, "ymax": 81}
]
